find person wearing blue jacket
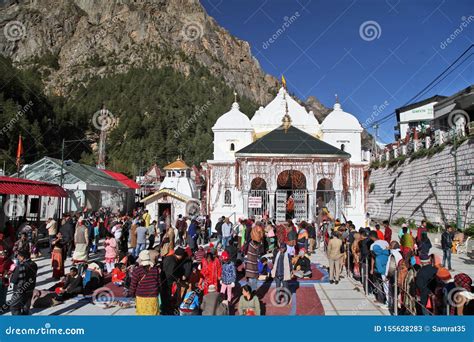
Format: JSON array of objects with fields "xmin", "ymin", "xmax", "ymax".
[
  {"xmin": 187, "ymin": 219, "xmax": 198, "ymax": 252},
  {"xmin": 220, "ymin": 251, "xmax": 236, "ymax": 303},
  {"xmin": 369, "ymin": 231, "xmax": 390, "ymax": 305}
]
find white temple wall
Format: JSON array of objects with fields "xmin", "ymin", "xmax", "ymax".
[
  {"xmin": 345, "ymin": 165, "xmax": 366, "ymax": 229},
  {"xmin": 213, "ymin": 130, "xmax": 253, "ymax": 161},
  {"xmin": 322, "ymin": 131, "xmax": 362, "ymax": 163},
  {"xmin": 208, "ymin": 163, "xmax": 245, "ymax": 227}
]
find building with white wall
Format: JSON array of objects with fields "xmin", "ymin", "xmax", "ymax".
[{"xmin": 395, "ymin": 95, "xmax": 446, "ymax": 140}]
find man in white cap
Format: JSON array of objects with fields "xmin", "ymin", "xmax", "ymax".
[{"xmin": 200, "ymin": 284, "xmax": 227, "ymax": 315}]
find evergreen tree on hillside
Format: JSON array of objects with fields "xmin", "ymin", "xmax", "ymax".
[{"xmin": 0, "ymin": 56, "xmax": 258, "ymax": 177}]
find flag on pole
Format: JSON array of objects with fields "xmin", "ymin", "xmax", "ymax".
[
  {"xmin": 281, "ymin": 75, "xmax": 287, "ymax": 89},
  {"xmin": 16, "ymin": 134, "xmax": 23, "ymax": 171}
]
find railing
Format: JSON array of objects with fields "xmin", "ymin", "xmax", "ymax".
[
  {"xmin": 372, "ymin": 126, "xmax": 470, "ymax": 164},
  {"xmin": 344, "ymin": 244, "xmax": 445, "ymax": 316}
]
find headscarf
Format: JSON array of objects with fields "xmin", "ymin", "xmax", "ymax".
[{"xmin": 454, "ymin": 273, "xmax": 472, "ymax": 292}]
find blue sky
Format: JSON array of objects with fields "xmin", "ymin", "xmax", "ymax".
[{"xmin": 201, "ymin": 0, "xmax": 474, "ymax": 143}]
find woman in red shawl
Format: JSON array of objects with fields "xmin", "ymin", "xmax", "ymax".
[{"xmin": 200, "ymin": 251, "xmax": 222, "ymax": 294}]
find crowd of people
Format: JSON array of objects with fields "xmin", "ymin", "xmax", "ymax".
[
  {"xmin": 0, "ymin": 208, "xmax": 472, "ymax": 317},
  {"xmin": 325, "ymin": 219, "xmax": 473, "ymax": 316}
]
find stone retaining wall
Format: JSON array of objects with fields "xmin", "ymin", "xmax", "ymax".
[{"xmin": 368, "ymin": 139, "xmax": 473, "ymax": 228}]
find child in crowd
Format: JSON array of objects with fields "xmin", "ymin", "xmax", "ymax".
[
  {"xmin": 220, "ymin": 251, "xmax": 236, "ymax": 303},
  {"xmin": 112, "ymin": 263, "xmax": 126, "ymax": 286}
]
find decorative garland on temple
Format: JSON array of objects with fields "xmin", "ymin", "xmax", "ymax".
[
  {"xmin": 251, "ymin": 177, "xmax": 267, "ymax": 190},
  {"xmin": 276, "ymin": 170, "xmax": 306, "ymax": 189}
]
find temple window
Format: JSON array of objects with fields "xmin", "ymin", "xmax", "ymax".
[{"xmin": 224, "ymin": 190, "xmax": 232, "ymax": 204}]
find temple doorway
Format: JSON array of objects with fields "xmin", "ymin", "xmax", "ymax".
[{"xmin": 275, "ymin": 170, "xmax": 307, "ymax": 222}]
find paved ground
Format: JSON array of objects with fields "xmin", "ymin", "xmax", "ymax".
[
  {"xmin": 311, "ymin": 248, "xmax": 389, "ymax": 316},
  {"xmin": 4, "ymin": 227, "xmax": 472, "ymax": 316}
]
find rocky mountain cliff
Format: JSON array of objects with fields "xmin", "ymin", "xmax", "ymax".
[
  {"xmin": 0, "ymin": 0, "xmax": 337, "ymax": 116},
  {"xmin": 0, "ymin": 0, "xmax": 373, "ymax": 147},
  {"xmin": 1, "ymin": 0, "xmax": 281, "ymax": 104}
]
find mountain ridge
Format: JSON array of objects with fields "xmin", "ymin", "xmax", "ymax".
[{"xmin": 0, "ymin": 0, "xmax": 335, "ymax": 118}]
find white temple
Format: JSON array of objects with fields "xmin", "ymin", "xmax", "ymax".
[
  {"xmin": 205, "ymin": 87, "xmax": 369, "ymax": 228},
  {"xmin": 141, "ymin": 157, "xmax": 200, "ymax": 221}
]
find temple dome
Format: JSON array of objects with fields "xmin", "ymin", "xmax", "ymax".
[
  {"xmin": 321, "ymin": 102, "xmax": 363, "ymax": 132},
  {"xmin": 213, "ymin": 102, "xmax": 253, "ymax": 131}
]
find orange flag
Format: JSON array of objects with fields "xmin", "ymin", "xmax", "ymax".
[{"xmin": 16, "ymin": 134, "xmax": 23, "ymax": 170}]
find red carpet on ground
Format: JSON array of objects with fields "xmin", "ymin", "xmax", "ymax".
[{"xmin": 101, "ymin": 263, "xmax": 328, "ymax": 315}]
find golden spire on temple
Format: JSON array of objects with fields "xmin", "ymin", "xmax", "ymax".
[{"xmin": 282, "ymin": 92, "xmax": 292, "ymax": 132}]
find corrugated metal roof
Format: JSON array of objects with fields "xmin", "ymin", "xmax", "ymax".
[
  {"xmin": 102, "ymin": 170, "xmax": 140, "ymax": 189},
  {"xmin": 46, "ymin": 158, "xmax": 127, "ymax": 189},
  {"xmin": 0, "ymin": 176, "xmax": 68, "ymax": 197},
  {"xmin": 20, "ymin": 157, "xmax": 127, "ymax": 190}
]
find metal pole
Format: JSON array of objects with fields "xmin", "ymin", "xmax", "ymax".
[
  {"xmin": 452, "ymin": 133, "xmax": 462, "ymax": 230},
  {"xmin": 364, "ymin": 258, "xmax": 369, "ymax": 294},
  {"xmin": 58, "ymin": 138, "xmax": 65, "ymax": 217},
  {"xmin": 346, "ymin": 243, "xmax": 350, "ymax": 278},
  {"xmin": 394, "ymin": 258, "xmax": 398, "ymax": 316},
  {"xmin": 388, "ymin": 178, "xmax": 397, "ymax": 225}
]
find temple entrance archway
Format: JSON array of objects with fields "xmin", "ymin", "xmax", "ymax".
[
  {"xmin": 275, "ymin": 170, "xmax": 308, "ymax": 222},
  {"xmin": 248, "ymin": 177, "xmax": 269, "ymax": 219},
  {"xmin": 316, "ymin": 178, "xmax": 337, "ymax": 219}
]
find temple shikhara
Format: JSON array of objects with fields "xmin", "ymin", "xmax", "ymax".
[{"xmin": 205, "ymin": 87, "xmax": 370, "ymax": 228}]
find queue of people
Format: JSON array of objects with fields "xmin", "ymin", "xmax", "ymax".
[{"xmin": 323, "ymin": 218, "xmax": 473, "ymax": 316}]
